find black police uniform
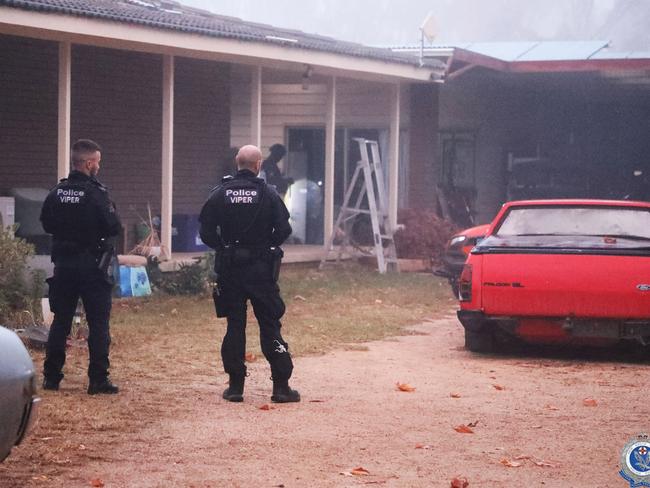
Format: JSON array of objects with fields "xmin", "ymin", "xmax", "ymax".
[
  {"xmin": 40, "ymin": 170, "xmax": 122, "ymax": 389},
  {"xmin": 199, "ymin": 169, "xmax": 294, "ymax": 387}
]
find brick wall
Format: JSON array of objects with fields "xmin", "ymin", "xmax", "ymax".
[
  {"xmin": 71, "ymin": 45, "xmax": 163, "ymax": 246},
  {"xmin": 70, "ymin": 47, "xmax": 231, "ymax": 248},
  {"xmin": 0, "ymin": 34, "xmax": 58, "ymax": 192},
  {"xmin": 408, "ymin": 83, "xmax": 439, "ymax": 209},
  {"xmin": 173, "ymin": 57, "xmax": 230, "ymax": 215}
]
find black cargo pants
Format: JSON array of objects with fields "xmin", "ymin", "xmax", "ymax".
[
  {"xmin": 44, "ymin": 261, "xmax": 112, "ymax": 383},
  {"xmin": 218, "ymin": 259, "xmax": 293, "ymax": 381}
]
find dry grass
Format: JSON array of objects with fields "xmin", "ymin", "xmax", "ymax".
[{"xmin": 0, "ymin": 263, "xmax": 454, "ymax": 487}]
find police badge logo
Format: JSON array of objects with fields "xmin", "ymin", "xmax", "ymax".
[{"xmin": 620, "ymin": 434, "xmax": 650, "ymax": 487}]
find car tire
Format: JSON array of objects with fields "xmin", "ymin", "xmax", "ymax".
[{"xmin": 464, "ymin": 328, "xmax": 495, "ymax": 353}]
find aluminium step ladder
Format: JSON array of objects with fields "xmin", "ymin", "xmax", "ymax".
[{"xmin": 319, "ymin": 138, "xmax": 399, "ymax": 274}]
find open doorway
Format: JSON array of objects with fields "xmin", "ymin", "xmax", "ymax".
[{"xmin": 284, "ymin": 127, "xmax": 325, "ymax": 245}]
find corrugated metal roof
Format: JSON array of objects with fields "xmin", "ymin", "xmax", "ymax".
[
  {"xmin": 0, "ymin": 0, "xmax": 442, "ymax": 68},
  {"xmin": 390, "ymin": 40, "xmax": 650, "ymax": 62},
  {"xmin": 452, "ymin": 41, "xmax": 540, "ymax": 62},
  {"xmin": 514, "ymin": 41, "xmax": 609, "ymax": 61}
]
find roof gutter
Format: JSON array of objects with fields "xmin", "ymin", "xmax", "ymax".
[{"xmin": 0, "ymin": 6, "xmax": 440, "ymax": 82}]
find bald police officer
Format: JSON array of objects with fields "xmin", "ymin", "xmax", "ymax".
[
  {"xmin": 199, "ymin": 144, "xmax": 300, "ymax": 403},
  {"xmin": 40, "ymin": 139, "xmax": 122, "ymax": 395}
]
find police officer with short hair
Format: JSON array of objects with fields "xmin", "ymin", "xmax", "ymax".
[
  {"xmin": 199, "ymin": 144, "xmax": 299, "ymax": 403},
  {"xmin": 40, "ymin": 139, "xmax": 122, "ymax": 395}
]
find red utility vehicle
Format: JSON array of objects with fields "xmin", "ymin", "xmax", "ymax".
[
  {"xmin": 457, "ymin": 199, "xmax": 650, "ymax": 352},
  {"xmin": 435, "ymin": 224, "xmax": 489, "ymax": 297}
]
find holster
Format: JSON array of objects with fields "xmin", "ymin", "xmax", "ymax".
[
  {"xmin": 97, "ymin": 240, "xmax": 117, "ymax": 285},
  {"xmin": 212, "ymin": 282, "xmax": 230, "ymax": 318},
  {"xmin": 45, "ymin": 276, "xmax": 58, "ymax": 314},
  {"xmin": 267, "ymin": 246, "xmax": 283, "ymax": 282},
  {"xmin": 214, "ymin": 245, "xmax": 234, "ymax": 275}
]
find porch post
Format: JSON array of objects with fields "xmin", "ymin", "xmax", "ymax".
[
  {"xmin": 57, "ymin": 41, "xmax": 71, "ymax": 180},
  {"xmin": 324, "ymin": 76, "xmax": 337, "ymax": 246},
  {"xmin": 161, "ymin": 54, "xmax": 174, "ymax": 260},
  {"xmin": 251, "ymin": 65, "xmax": 262, "ymax": 148},
  {"xmin": 389, "ymin": 83, "xmax": 401, "ymax": 230}
]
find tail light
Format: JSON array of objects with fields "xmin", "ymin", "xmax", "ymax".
[{"xmin": 459, "ymin": 264, "xmax": 472, "ymax": 301}]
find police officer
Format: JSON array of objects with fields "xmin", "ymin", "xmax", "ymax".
[
  {"xmin": 199, "ymin": 144, "xmax": 300, "ymax": 403},
  {"xmin": 40, "ymin": 139, "xmax": 122, "ymax": 395}
]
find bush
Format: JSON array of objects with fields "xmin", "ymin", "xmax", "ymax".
[
  {"xmin": 146, "ymin": 253, "xmax": 215, "ymax": 296},
  {"xmin": 394, "ymin": 208, "xmax": 458, "ymax": 263},
  {"xmin": 0, "ymin": 226, "xmax": 44, "ymax": 325}
]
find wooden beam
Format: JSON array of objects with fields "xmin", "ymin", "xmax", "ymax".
[
  {"xmin": 161, "ymin": 54, "xmax": 174, "ymax": 260},
  {"xmin": 250, "ymin": 65, "xmax": 262, "ymax": 148},
  {"xmin": 388, "ymin": 83, "xmax": 401, "ymax": 230},
  {"xmin": 324, "ymin": 76, "xmax": 337, "ymax": 247},
  {"xmin": 509, "ymin": 58, "xmax": 650, "ymax": 73},
  {"xmin": 57, "ymin": 41, "xmax": 70, "ymax": 180}
]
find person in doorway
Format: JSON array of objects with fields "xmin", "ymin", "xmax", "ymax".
[
  {"xmin": 199, "ymin": 144, "xmax": 300, "ymax": 403},
  {"xmin": 261, "ymin": 143, "xmax": 294, "ymax": 196},
  {"xmin": 40, "ymin": 139, "xmax": 122, "ymax": 395}
]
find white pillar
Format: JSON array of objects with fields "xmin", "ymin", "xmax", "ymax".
[
  {"xmin": 57, "ymin": 41, "xmax": 71, "ymax": 180},
  {"xmin": 250, "ymin": 65, "xmax": 262, "ymax": 148},
  {"xmin": 389, "ymin": 83, "xmax": 401, "ymax": 230},
  {"xmin": 161, "ymin": 55, "xmax": 174, "ymax": 260},
  {"xmin": 324, "ymin": 76, "xmax": 337, "ymax": 247}
]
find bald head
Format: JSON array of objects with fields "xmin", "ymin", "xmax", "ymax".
[{"xmin": 235, "ymin": 145, "xmax": 263, "ymax": 174}]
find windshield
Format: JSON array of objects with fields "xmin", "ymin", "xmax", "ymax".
[{"xmin": 495, "ymin": 206, "xmax": 650, "ymax": 239}]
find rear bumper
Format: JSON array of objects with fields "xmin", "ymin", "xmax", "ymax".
[
  {"xmin": 457, "ymin": 310, "xmax": 650, "ymax": 341},
  {"xmin": 457, "ymin": 310, "xmax": 488, "ymax": 332}
]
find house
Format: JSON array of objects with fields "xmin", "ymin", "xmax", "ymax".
[
  {"xmin": 395, "ymin": 41, "xmax": 650, "ymax": 224},
  {"xmin": 0, "ymin": 0, "xmax": 444, "ymax": 259}
]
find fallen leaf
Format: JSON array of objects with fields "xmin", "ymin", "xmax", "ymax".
[
  {"xmin": 245, "ymin": 352, "xmax": 257, "ymax": 362},
  {"xmin": 351, "ymin": 467, "xmax": 370, "ymax": 476},
  {"xmin": 171, "ymin": 308, "xmax": 178, "ymax": 315},
  {"xmin": 415, "ymin": 443, "xmax": 432, "ymax": 449},
  {"xmin": 454, "ymin": 425, "xmax": 474, "ymax": 434},
  {"xmin": 534, "ymin": 460, "xmax": 558, "ymax": 468},
  {"xmin": 396, "ymin": 382, "xmax": 416, "ymax": 392},
  {"xmin": 467, "ymin": 420, "xmax": 480, "ymax": 428},
  {"xmin": 450, "ymin": 476, "xmax": 469, "ymax": 488},
  {"xmin": 515, "ymin": 454, "xmax": 532, "ymax": 460},
  {"xmin": 293, "ymin": 295, "xmax": 306, "ymax": 301},
  {"xmin": 545, "ymin": 404, "xmax": 559, "ymax": 411},
  {"xmin": 583, "ymin": 398, "xmax": 598, "ymax": 407},
  {"xmin": 259, "ymin": 404, "xmax": 274, "ymax": 410},
  {"xmin": 90, "ymin": 479, "xmax": 105, "ymax": 487},
  {"xmin": 309, "ymin": 399, "xmax": 325, "ymax": 403},
  {"xmin": 499, "ymin": 458, "xmax": 522, "ymax": 468},
  {"xmin": 492, "ymin": 384, "xmax": 505, "ymax": 390},
  {"xmin": 450, "ymin": 393, "xmax": 461, "ymax": 398}
]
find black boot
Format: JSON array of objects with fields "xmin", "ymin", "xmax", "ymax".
[
  {"xmin": 87, "ymin": 379, "xmax": 119, "ymax": 395},
  {"xmin": 271, "ymin": 379, "xmax": 300, "ymax": 403},
  {"xmin": 222, "ymin": 375, "xmax": 245, "ymax": 402},
  {"xmin": 42, "ymin": 378, "xmax": 60, "ymax": 391}
]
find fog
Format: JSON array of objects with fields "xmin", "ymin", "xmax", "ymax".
[{"xmin": 181, "ymin": 0, "xmax": 650, "ymax": 51}]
